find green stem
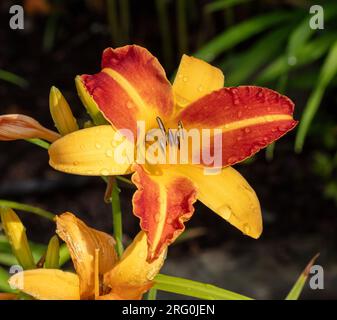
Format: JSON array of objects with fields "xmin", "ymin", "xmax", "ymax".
[
  {"xmin": 0, "ymin": 200, "xmax": 54, "ymax": 221},
  {"xmin": 25, "ymin": 138, "xmax": 50, "ymax": 150},
  {"xmin": 111, "ymin": 179, "xmax": 124, "ymax": 257},
  {"xmin": 147, "ymin": 288, "xmax": 157, "ymax": 300},
  {"xmin": 154, "ymin": 274, "xmax": 253, "ymax": 300},
  {"xmin": 116, "ymin": 175, "xmax": 134, "ymax": 186}
]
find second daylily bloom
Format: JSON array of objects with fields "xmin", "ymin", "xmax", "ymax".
[
  {"xmin": 9, "ymin": 212, "xmax": 166, "ymax": 300},
  {"xmin": 48, "ymin": 45, "xmax": 297, "ymax": 262},
  {"xmin": 0, "ymin": 86, "xmax": 77, "ymax": 142}
]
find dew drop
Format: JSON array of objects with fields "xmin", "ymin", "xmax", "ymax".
[
  {"xmin": 237, "ymin": 111, "xmax": 243, "ymax": 118},
  {"xmin": 100, "ymin": 169, "xmax": 109, "ymax": 176},
  {"xmin": 218, "ymin": 205, "xmax": 232, "ymax": 220},
  {"xmin": 73, "ymin": 161, "xmax": 79, "ymax": 166},
  {"xmin": 198, "ymin": 85, "xmax": 203, "ymax": 92},
  {"xmin": 227, "ymin": 156, "xmax": 237, "ymax": 164},
  {"xmin": 287, "ymin": 55, "xmax": 297, "ymax": 66},
  {"xmin": 244, "ymin": 127, "xmax": 251, "ymax": 134},
  {"xmin": 183, "ymin": 76, "xmax": 188, "ymax": 82},
  {"xmin": 138, "ymin": 251, "xmax": 146, "ymax": 259},
  {"xmin": 154, "ymin": 213, "xmax": 161, "ymax": 223},
  {"xmin": 236, "ymin": 136, "xmax": 243, "ymax": 142},
  {"xmin": 95, "ymin": 143, "xmax": 102, "ymax": 149},
  {"xmin": 126, "ymin": 101, "xmax": 134, "ymax": 109},
  {"xmin": 106, "ymin": 149, "xmax": 113, "ymax": 158},
  {"xmin": 242, "ymin": 223, "xmax": 250, "ymax": 235},
  {"xmin": 166, "ymin": 217, "xmax": 173, "ymax": 224}
]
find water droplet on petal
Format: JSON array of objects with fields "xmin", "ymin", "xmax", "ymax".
[
  {"xmin": 183, "ymin": 76, "xmax": 188, "ymax": 82},
  {"xmin": 100, "ymin": 169, "xmax": 109, "ymax": 176},
  {"xmin": 166, "ymin": 217, "xmax": 173, "ymax": 224},
  {"xmin": 73, "ymin": 161, "xmax": 79, "ymax": 166},
  {"xmin": 242, "ymin": 223, "xmax": 250, "ymax": 235},
  {"xmin": 198, "ymin": 85, "xmax": 203, "ymax": 92},
  {"xmin": 106, "ymin": 149, "xmax": 113, "ymax": 158},
  {"xmin": 95, "ymin": 143, "xmax": 102, "ymax": 149},
  {"xmin": 154, "ymin": 213, "xmax": 161, "ymax": 223},
  {"xmin": 126, "ymin": 101, "xmax": 134, "ymax": 109},
  {"xmin": 138, "ymin": 251, "xmax": 146, "ymax": 259},
  {"xmin": 218, "ymin": 205, "xmax": 232, "ymax": 220},
  {"xmin": 244, "ymin": 128, "xmax": 251, "ymax": 134},
  {"xmin": 227, "ymin": 156, "xmax": 237, "ymax": 165}
]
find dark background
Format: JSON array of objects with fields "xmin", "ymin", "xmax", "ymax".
[{"xmin": 1, "ymin": 0, "xmax": 337, "ymax": 299}]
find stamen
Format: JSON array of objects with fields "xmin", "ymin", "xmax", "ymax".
[
  {"xmin": 155, "ymin": 117, "xmax": 184, "ymax": 149},
  {"xmin": 156, "ymin": 117, "xmax": 167, "ymax": 152}
]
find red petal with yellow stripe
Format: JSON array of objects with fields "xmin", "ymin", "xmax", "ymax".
[
  {"xmin": 79, "ymin": 45, "xmax": 174, "ymax": 135},
  {"xmin": 132, "ymin": 164, "xmax": 197, "ymax": 262},
  {"xmin": 174, "ymin": 86, "xmax": 297, "ymax": 167}
]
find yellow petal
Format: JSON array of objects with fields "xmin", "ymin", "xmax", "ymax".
[
  {"xmin": 166, "ymin": 165, "xmax": 262, "ymax": 239},
  {"xmin": 173, "ymin": 54, "xmax": 224, "ymax": 109},
  {"xmin": 48, "ymin": 125, "xmax": 134, "ymax": 176},
  {"xmin": 49, "ymin": 86, "xmax": 79, "ymax": 136},
  {"xmin": 0, "ymin": 114, "xmax": 60, "ymax": 142},
  {"xmin": 9, "ymin": 269, "xmax": 80, "ymax": 300},
  {"xmin": 104, "ymin": 231, "xmax": 166, "ymax": 300},
  {"xmin": 56, "ymin": 212, "xmax": 118, "ymax": 299}
]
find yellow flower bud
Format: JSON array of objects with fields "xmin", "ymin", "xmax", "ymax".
[
  {"xmin": 49, "ymin": 86, "xmax": 79, "ymax": 136},
  {"xmin": 0, "ymin": 208, "xmax": 35, "ymax": 270},
  {"xmin": 44, "ymin": 235, "xmax": 60, "ymax": 269}
]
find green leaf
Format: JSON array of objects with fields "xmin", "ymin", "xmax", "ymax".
[
  {"xmin": 257, "ymin": 32, "xmax": 337, "ymax": 84},
  {"xmin": 204, "ymin": 0, "xmax": 251, "ymax": 14},
  {"xmin": 195, "ymin": 11, "xmax": 294, "ymax": 62},
  {"xmin": 224, "ymin": 25, "xmax": 292, "ymax": 85},
  {"xmin": 0, "ymin": 69, "xmax": 28, "ymax": 88},
  {"xmin": 154, "ymin": 274, "xmax": 253, "ymax": 300},
  {"xmin": 295, "ymin": 40, "xmax": 337, "ymax": 152},
  {"xmin": 0, "ymin": 200, "xmax": 55, "ymax": 221},
  {"xmin": 0, "ymin": 266, "xmax": 16, "ymax": 293},
  {"xmin": 285, "ymin": 254, "xmax": 319, "ymax": 300}
]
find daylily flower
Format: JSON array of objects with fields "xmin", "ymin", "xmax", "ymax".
[
  {"xmin": 9, "ymin": 212, "xmax": 166, "ymax": 300},
  {"xmin": 48, "ymin": 45, "xmax": 297, "ymax": 262}
]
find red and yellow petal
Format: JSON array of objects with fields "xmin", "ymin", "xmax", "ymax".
[
  {"xmin": 78, "ymin": 45, "xmax": 174, "ymax": 135},
  {"xmin": 132, "ymin": 164, "xmax": 197, "ymax": 262},
  {"xmin": 172, "ymin": 86, "xmax": 297, "ymax": 167}
]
